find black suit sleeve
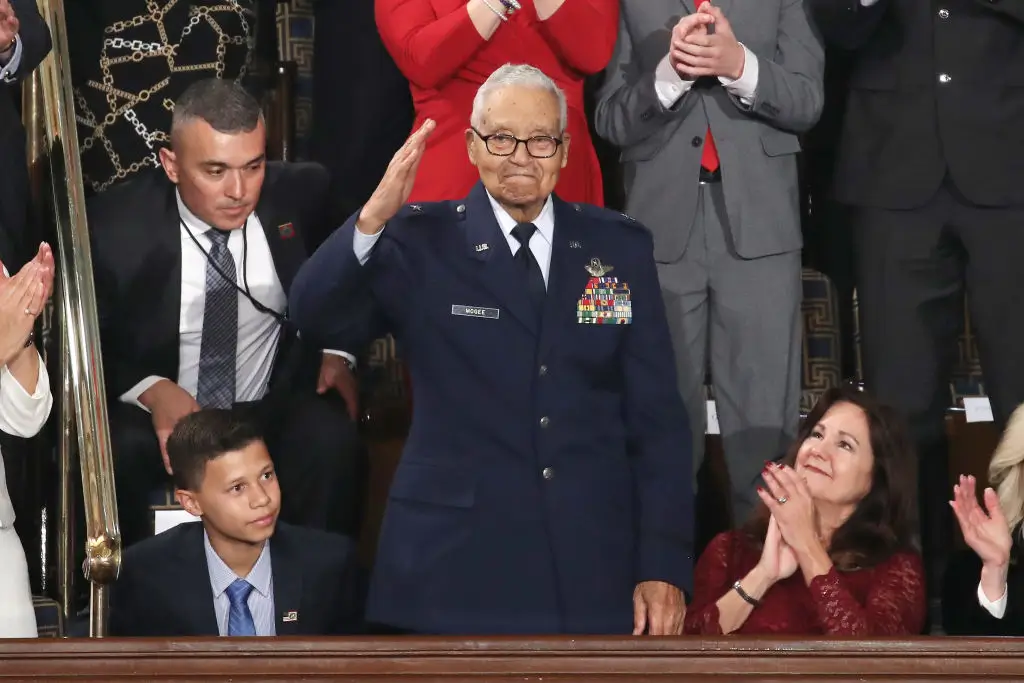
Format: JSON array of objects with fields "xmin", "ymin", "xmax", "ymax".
[
  {"xmin": 109, "ymin": 555, "xmax": 141, "ymax": 637},
  {"xmin": 942, "ymin": 548, "xmax": 1024, "ymax": 636},
  {"xmin": 972, "ymin": 0, "xmax": 1024, "ymax": 24},
  {"xmin": 327, "ymin": 538, "xmax": 366, "ymax": 635},
  {"xmin": 806, "ymin": 0, "xmax": 888, "ymax": 50},
  {"xmin": 9, "ymin": 0, "xmax": 52, "ymax": 78}
]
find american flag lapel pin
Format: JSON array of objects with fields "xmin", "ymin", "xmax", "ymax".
[
  {"xmin": 282, "ymin": 610, "xmax": 298, "ymax": 623},
  {"xmin": 278, "ymin": 222, "xmax": 296, "ymax": 239}
]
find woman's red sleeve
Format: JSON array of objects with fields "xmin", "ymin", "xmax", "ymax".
[
  {"xmin": 808, "ymin": 552, "xmax": 927, "ymax": 636},
  {"xmin": 532, "ymin": 0, "xmax": 619, "ymax": 75},
  {"xmin": 683, "ymin": 531, "xmax": 737, "ymax": 635},
  {"xmin": 376, "ymin": 0, "xmax": 488, "ymax": 89}
]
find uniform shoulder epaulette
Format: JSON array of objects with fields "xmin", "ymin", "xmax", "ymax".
[
  {"xmin": 395, "ymin": 200, "xmax": 448, "ymax": 220},
  {"xmin": 571, "ymin": 202, "xmax": 648, "ymax": 233}
]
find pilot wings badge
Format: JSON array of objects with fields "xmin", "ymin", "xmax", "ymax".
[{"xmin": 585, "ymin": 258, "xmax": 614, "ymax": 277}]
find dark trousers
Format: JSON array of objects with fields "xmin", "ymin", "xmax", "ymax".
[
  {"xmin": 852, "ymin": 179, "xmax": 1024, "ymax": 594},
  {"xmin": 110, "ymin": 389, "xmax": 364, "ymax": 549}
]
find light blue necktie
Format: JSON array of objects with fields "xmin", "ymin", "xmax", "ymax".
[{"xmin": 225, "ymin": 578, "xmax": 257, "ymax": 636}]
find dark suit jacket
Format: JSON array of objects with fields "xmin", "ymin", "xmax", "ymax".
[
  {"xmin": 88, "ymin": 162, "xmax": 332, "ymax": 403},
  {"xmin": 0, "ymin": 0, "xmax": 51, "ymax": 268},
  {"xmin": 109, "ymin": 520, "xmax": 361, "ymax": 636},
  {"xmin": 943, "ymin": 540, "xmax": 1024, "ymax": 636},
  {"xmin": 807, "ymin": 0, "xmax": 1024, "ymax": 209},
  {"xmin": 290, "ymin": 183, "xmax": 694, "ymax": 634}
]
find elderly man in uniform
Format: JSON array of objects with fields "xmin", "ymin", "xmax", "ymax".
[{"xmin": 290, "ymin": 64, "xmax": 694, "ymax": 635}]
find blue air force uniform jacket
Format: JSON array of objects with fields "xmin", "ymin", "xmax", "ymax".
[{"xmin": 290, "ymin": 182, "xmax": 693, "ymax": 634}]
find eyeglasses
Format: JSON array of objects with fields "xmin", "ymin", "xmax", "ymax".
[{"xmin": 472, "ymin": 127, "xmax": 563, "ymax": 159}]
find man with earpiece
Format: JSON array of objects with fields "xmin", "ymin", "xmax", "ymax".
[{"xmin": 88, "ymin": 78, "xmax": 365, "ymax": 550}]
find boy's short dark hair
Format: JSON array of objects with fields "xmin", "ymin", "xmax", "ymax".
[{"xmin": 167, "ymin": 409, "xmax": 265, "ymax": 490}]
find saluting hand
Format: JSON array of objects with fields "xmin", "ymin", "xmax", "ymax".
[{"xmin": 357, "ymin": 119, "xmax": 436, "ymax": 235}]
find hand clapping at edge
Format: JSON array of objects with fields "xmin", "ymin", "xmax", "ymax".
[
  {"xmin": 0, "ymin": 243, "xmax": 55, "ymax": 367},
  {"xmin": 951, "ymin": 474, "xmax": 1013, "ymax": 602}
]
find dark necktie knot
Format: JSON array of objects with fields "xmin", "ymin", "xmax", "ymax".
[
  {"xmin": 511, "ymin": 222, "xmax": 537, "ymax": 251},
  {"xmin": 207, "ymin": 228, "xmax": 231, "ymax": 249}
]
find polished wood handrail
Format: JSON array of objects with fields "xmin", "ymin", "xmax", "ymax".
[{"xmin": 2, "ymin": 637, "xmax": 1024, "ymax": 680}]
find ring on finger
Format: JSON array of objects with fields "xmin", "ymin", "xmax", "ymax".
[
  {"xmin": 777, "ymin": 496, "xmax": 788, "ymax": 505},
  {"xmin": 24, "ymin": 307, "xmax": 32, "ymax": 316}
]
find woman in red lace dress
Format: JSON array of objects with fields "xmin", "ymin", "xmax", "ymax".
[
  {"xmin": 685, "ymin": 387, "xmax": 927, "ymax": 636},
  {"xmin": 375, "ymin": 0, "xmax": 615, "ymax": 205}
]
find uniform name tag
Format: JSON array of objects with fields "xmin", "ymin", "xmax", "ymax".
[{"xmin": 452, "ymin": 305, "xmax": 500, "ymax": 319}]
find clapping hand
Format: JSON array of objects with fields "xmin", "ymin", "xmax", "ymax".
[
  {"xmin": 951, "ymin": 475, "xmax": 1013, "ymax": 596},
  {"xmin": 668, "ymin": 13, "xmax": 716, "ymax": 80},
  {"xmin": 672, "ymin": 4, "xmax": 746, "ymax": 81},
  {"xmin": 0, "ymin": 252, "xmax": 51, "ymax": 367},
  {"xmin": 758, "ymin": 462, "xmax": 820, "ymax": 557},
  {"xmin": 757, "ymin": 515, "xmax": 799, "ymax": 583},
  {"xmin": 951, "ymin": 474, "xmax": 1012, "ymax": 569},
  {"xmin": 357, "ymin": 119, "xmax": 436, "ymax": 235}
]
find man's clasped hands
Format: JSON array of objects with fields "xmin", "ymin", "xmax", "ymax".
[{"xmin": 669, "ymin": 3, "xmax": 746, "ymax": 82}]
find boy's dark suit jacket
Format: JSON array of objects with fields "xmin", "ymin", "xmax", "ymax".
[{"xmin": 109, "ymin": 520, "xmax": 361, "ymax": 636}]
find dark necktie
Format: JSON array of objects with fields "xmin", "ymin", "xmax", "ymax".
[
  {"xmin": 225, "ymin": 579, "xmax": 257, "ymax": 636},
  {"xmin": 510, "ymin": 222, "xmax": 546, "ymax": 317},
  {"xmin": 196, "ymin": 228, "xmax": 238, "ymax": 409}
]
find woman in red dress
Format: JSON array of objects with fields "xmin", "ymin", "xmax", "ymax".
[
  {"xmin": 375, "ymin": 0, "xmax": 616, "ymax": 205},
  {"xmin": 685, "ymin": 387, "xmax": 927, "ymax": 636}
]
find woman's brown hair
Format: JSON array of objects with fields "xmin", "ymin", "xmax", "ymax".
[{"xmin": 743, "ymin": 386, "xmax": 917, "ymax": 571}]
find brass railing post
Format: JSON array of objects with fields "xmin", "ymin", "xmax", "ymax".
[{"xmin": 26, "ymin": 0, "xmax": 121, "ymax": 637}]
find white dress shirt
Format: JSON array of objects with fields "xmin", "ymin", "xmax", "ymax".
[
  {"xmin": 122, "ymin": 193, "xmax": 351, "ymax": 409},
  {"xmin": 654, "ymin": 44, "xmax": 760, "ymax": 110},
  {"xmin": 353, "ymin": 193, "xmax": 556, "ymax": 286},
  {"xmin": 977, "ymin": 580, "xmax": 1009, "ymax": 619},
  {"xmin": 203, "ymin": 529, "xmax": 276, "ymax": 636},
  {"xmin": 0, "ymin": 356, "xmax": 53, "ymax": 528},
  {"xmin": 0, "ymin": 33, "xmax": 24, "ymax": 83}
]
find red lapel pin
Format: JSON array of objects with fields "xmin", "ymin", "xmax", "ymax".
[{"xmin": 278, "ymin": 222, "xmax": 295, "ymax": 239}]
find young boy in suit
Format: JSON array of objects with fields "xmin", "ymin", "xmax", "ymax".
[{"xmin": 109, "ymin": 409, "xmax": 362, "ymax": 636}]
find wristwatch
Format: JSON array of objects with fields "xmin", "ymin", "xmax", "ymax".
[{"xmin": 24, "ymin": 330, "xmax": 35, "ymax": 349}]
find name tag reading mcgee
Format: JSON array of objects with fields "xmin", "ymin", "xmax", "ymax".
[{"xmin": 452, "ymin": 304, "xmax": 500, "ymax": 320}]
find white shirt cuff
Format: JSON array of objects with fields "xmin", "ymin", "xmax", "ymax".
[
  {"xmin": 0, "ymin": 33, "xmax": 24, "ymax": 82},
  {"xmin": 0, "ymin": 356, "xmax": 52, "ymax": 438},
  {"xmin": 719, "ymin": 44, "xmax": 758, "ymax": 104},
  {"xmin": 860, "ymin": 0, "xmax": 880, "ymax": 6},
  {"xmin": 353, "ymin": 225, "xmax": 384, "ymax": 265},
  {"xmin": 323, "ymin": 349, "xmax": 357, "ymax": 367},
  {"xmin": 654, "ymin": 53, "xmax": 695, "ymax": 109},
  {"xmin": 977, "ymin": 580, "xmax": 1009, "ymax": 619},
  {"xmin": 120, "ymin": 376, "xmax": 169, "ymax": 413}
]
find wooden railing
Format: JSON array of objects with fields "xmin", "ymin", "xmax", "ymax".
[{"xmin": 2, "ymin": 638, "xmax": 1023, "ymax": 680}]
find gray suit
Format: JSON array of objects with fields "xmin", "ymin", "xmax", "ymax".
[{"xmin": 595, "ymin": 0, "xmax": 824, "ymax": 523}]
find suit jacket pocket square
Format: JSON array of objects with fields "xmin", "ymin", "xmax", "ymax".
[{"xmin": 577, "ymin": 276, "xmax": 632, "ymax": 324}]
